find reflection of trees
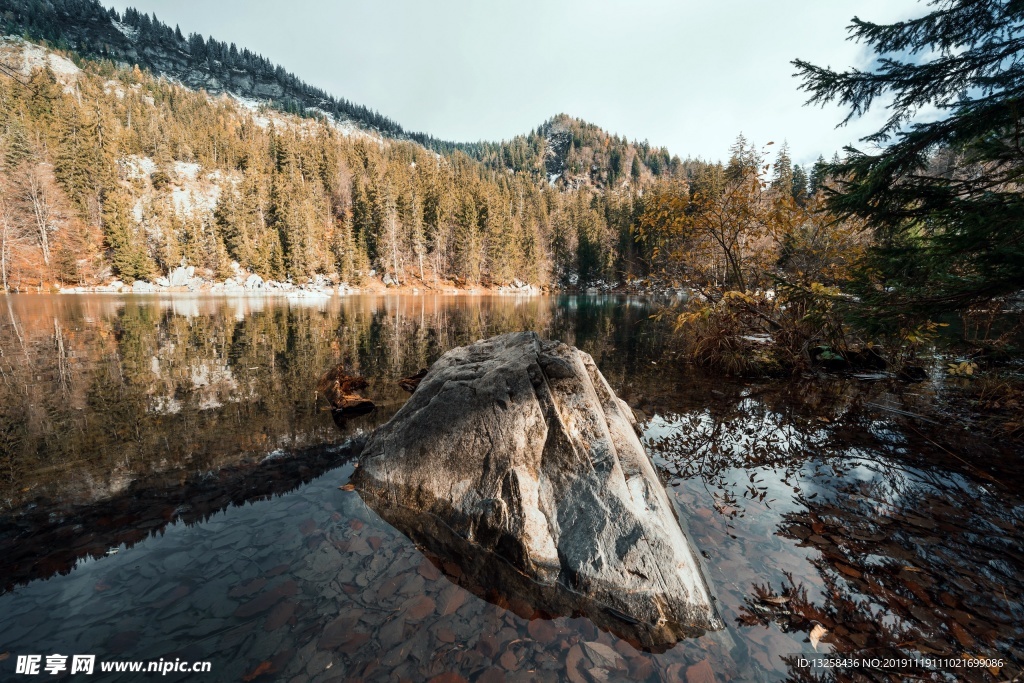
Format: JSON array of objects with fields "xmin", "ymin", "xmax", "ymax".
[
  {"xmin": 0, "ymin": 294, "xmax": 661, "ymax": 511},
  {"xmin": 0, "ymin": 440, "xmax": 358, "ymax": 594},
  {"xmin": 649, "ymin": 381, "xmax": 1024, "ymax": 682},
  {"xmin": 647, "ymin": 383, "xmax": 858, "ymax": 527},
  {"xmin": 0, "ymin": 292, "xmax": 674, "ymax": 598},
  {"xmin": 740, "ymin": 474, "xmax": 1024, "ymax": 682}
]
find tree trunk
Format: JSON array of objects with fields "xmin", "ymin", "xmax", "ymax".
[
  {"xmin": 1, "ymin": 214, "xmax": 8, "ymax": 292},
  {"xmin": 389, "ymin": 212, "xmax": 400, "ymax": 284},
  {"xmin": 28, "ymin": 169, "xmax": 51, "ymax": 266}
]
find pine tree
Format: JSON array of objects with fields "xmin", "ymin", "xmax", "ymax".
[
  {"xmin": 102, "ymin": 188, "xmax": 154, "ymax": 281},
  {"xmin": 3, "ymin": 119, "xmax": 32, "ymax": 168},
  {"xmin": 630, "ymin": 154, "xmax": 642, "ymax": 184},
  {"xmin": 791, "ymin": 164, "xmax": 808, "ymax": 202},
  {"xmin": 454, "ymin": 191, "xmax": 480, "ymax": 283},
  {"xmin": 771, "ymin": 142, "xmax": 793, "ymax": 197},
  {"xmin": 726, "ymin": 134, "xmax": 756, "ymax": 181},
  {"xmin": 808, "ymin": 155, "xmax": 827, "ymax": 196},
  {"xmin": 795, "ymin": 0, "xmax": 1024, "ymax": 320}
]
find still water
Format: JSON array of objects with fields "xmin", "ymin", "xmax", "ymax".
[{"xmin": 0, "ymin": 294, "xmax": 1020, "ymax": 682}]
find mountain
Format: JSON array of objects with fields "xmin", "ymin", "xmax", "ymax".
[
  {"xmin": 0, "ymin": 0, "xmax": 682, "ymax": 184},
  {"xmin": 466, "ymin": 114, "xmax": 683, "ymax": 189},
  {"xmin": 0, "ymin": 1, "xmax": 720, "ymax": 295},
  {"xmin": 0, "ymin": 0, "xmax": 412, "ymax": 137}
]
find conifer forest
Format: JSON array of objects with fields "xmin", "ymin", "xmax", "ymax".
[{"xmin": 0, "ymin": 1, "xmax": 1022, "ymax": 682}]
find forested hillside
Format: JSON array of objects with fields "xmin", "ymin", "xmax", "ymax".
[
  {"xmin": 0, "ymin": 0, "xmax": 408, "ymax": 137},
  {"xmin": 0, "ymin": 0, "xmax": 693, "ymax": 180},
  {"xmin": 0, "ymin": 0, "xmax": 835, "ymax": 296},
  {"xmin": 0, "ymin": 36, "xmax": 695, "ymax": 290}
]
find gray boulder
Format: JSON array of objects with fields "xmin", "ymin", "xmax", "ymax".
[
  {"xmin": 169, "ymin": 266, "xmax": 190, "ymax": 287},
  {"xmin": 353, "ymin": 331, "xmax": 721, "ymax": 649}
]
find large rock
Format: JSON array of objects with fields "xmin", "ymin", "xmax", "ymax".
[
  {"xmin": 353, "ymin": 332, "xmax": 722, "ymax": 649},
  {"xmin": 168, "ymin": 266, "xmax": 190, "ymax": 287}
]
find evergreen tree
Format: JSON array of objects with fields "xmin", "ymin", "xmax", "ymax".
[
  {"xmin": 795, "ymin": 0, "xmax": 1024, "ymax": 320},
  {"xmin": 102, "ymin": 188, "xmax": 154, "ymax": 281},
  {"xmin": 726, "ymin": 134, "xmax": 756, "ymax": 180},
  {"xmin": 53, "ymin": 102, "xmax": 110, "ymax": 218},
  {"xmin": 791, "ymin": 164, "xmax": 808, "ymax": 202},
  {"xmin": 771, "ymin": 142, "xmax": 793, "ymax": 197},
  {"xmin": 454, "ymin": 191, "xmax": 480, "ymax": 282},
  {"xmin": 808, "ymin": 155, "xmax": 827, "ymax": 196}
]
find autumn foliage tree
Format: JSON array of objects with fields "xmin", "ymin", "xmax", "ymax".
[{"xmin": 636, "ymin": 136, "xmax": 869, "ymax": 373}]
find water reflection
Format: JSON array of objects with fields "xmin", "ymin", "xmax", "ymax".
[
  {"xmin": 0, "ymin": 294, "xmax": 656, "ymax": 511},
  {"xmin": 0, "ymin": 294, "xmax": 1020, "ymax": 681},
  {"xmin": 0, "ymin": 294, "xmax": 658, "ymax": 594},
  {"xmin": 650, "ymin": 380, "xmax": 1024, "ymax": 681}
]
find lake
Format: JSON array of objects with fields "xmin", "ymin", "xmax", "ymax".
[{"xmin": 0, "ymin": 294, "xmax": 1020, "ymax": 682}]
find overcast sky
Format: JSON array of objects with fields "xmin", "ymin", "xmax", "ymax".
[{"xmin": 107, "ymin": 0, "xmax": 923, "ymax": 165}]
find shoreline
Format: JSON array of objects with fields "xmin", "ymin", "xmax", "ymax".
[{"xmin": 6, "ymin": 277, "xmax": 694, "ymax": 299}]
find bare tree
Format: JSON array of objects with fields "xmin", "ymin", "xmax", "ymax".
[
  {"xmin": 0, "ymin": 190, "xmax": 11, "ymax": 292},
  {"xmin": 25, "ymin": 163, "xmax": 54, "ymax": 266},
  {"xmin": 0, "ymin": 178, "xmax": 30, "ymax": 292},
  {"xmin": 382, "ymin": 185, "xmax": 403, "ymax": 284}
]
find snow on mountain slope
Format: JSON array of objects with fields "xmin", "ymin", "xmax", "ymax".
[{"xmin": 0, "ymin": 36, "xmax": 80, "ymax": 90}]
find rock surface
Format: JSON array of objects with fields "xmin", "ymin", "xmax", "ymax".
[{"xmin": 353, "ymin": 331, "xmax": 722, "ymax": 648}]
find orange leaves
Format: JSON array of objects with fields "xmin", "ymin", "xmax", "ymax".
[
  {"xmin": 809, "ymin": 623, "xmax": 828, "ymax": 651},
  {"xmin": 241, "ymin": 661, "xmax": 274, "ymax": 681}
]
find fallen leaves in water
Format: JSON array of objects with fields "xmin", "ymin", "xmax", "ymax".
[
  {"xmin": 835, "ymin": 563, "xmax": 862, "ymax": 579},
  {"xmin": 761, "ymin": 595, "xmax": 790, "ymax": 606},
  {"xmin": 949, "ymin": 621, "xmax": 975, "ymax": 649},
  {"xmin": 404, "ymin": 595, "xmax": 436, "ymax": 620},
  {"xmin": 242, "ymin": 660, "xmax": 274, "ymax": 681},
  {"xmin": 809, "ymin": 624, "xmax": 827, "ymax": 651},
  {"xmin": 339, "ymin": 483, "xmax": 356, "ymax": 491},
  {"xmin": 426, "ymin": 673, "xmax": 469, "ymax": 683},
  {"xmin": 685, "ymin": 658, "xmax": 715, "ymax": 683}
]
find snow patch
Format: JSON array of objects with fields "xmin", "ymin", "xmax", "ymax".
[
  {"xmin": 174, "ymin": 161, "xmax": 201, "ymax": 181},
  {"xmin": 110, "ymin": 19, "xmax": 139, "ymax": 42},
  {"xmin": 119, "ymin": 155, "xmax": 157, "ymax": 180},
  {"xmin": 0, "ymin": 37, "xmax": 80, "ymax": 91},
  {"xmin": 103, "ymin": 79, "xmax": 126, "ymax": 99},
  {"xmin": 229, "ymin": 93, "xmax": 264, "ymax": 112},
  {"xmin": 172, "ymin": 185, "xmax": 220, "ymax": 215},
  {"xmin": 226, "ymin": 93, "xmax": 384, "ymax": 143}
]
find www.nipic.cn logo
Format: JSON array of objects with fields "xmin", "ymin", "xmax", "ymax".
[{"xmin": 13, "ymin": 654, "xmax": 213, "ymax": 675}]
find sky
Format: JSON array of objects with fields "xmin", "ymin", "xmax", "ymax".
[{"xmin": 106, "ymin": 0, "xmax": 924, "ymax": 165}]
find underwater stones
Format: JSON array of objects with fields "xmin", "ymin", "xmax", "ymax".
[{"xmin": 353, "ymin": 331, "xmax": 722, "ymax": 649}]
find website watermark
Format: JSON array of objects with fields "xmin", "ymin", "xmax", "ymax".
[{"xmin": 13, "ymin": 655, "xmax": 212, "ymax": 676}]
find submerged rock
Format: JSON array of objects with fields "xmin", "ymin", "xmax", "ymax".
[
  {"xmin": 317, "ymin": 365, "xmax": 374, "ymax": 426},
  {"xmin": 353, "ymin": 331, "xmax": 722, "ymax": 649}
]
